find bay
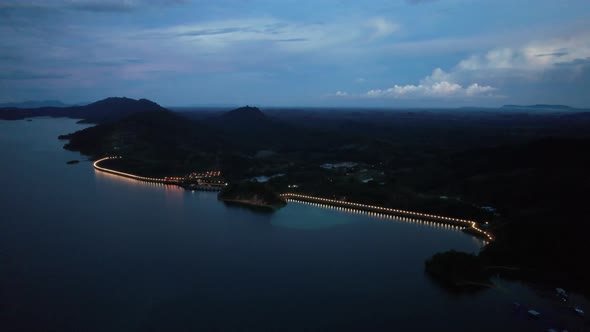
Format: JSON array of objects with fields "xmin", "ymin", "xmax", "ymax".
[{"xmin": 0, "ymin": 118, "xmax": 580, "ymax": 332}]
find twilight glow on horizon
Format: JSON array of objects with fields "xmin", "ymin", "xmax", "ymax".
[{"xmin": 1, "ymin": 0, "xmax": 589, "ymax": 107}]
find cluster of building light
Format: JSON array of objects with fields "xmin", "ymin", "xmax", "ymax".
[
  {"xmin": 94, "ymin": 157, "xmax": 228, "ymax": 187},
  {"xmin": 164, "ymin": 176, "xmax": 184, "ymax": 181},
  {"xmin": 282, "ymin": 193, "xmax": 494, "ymax": 241},
  {"xmin": 187, "ymin": 171, "xmax": 222, "ymax": 179}
]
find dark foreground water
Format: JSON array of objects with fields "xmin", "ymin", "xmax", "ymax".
[{"xmin": 0, "ymin": 118, "xmax": 587, "ymax": 332}]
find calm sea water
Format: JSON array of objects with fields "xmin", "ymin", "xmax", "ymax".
[{"xmin": 0, "ymin": 118, "xmax": 583, "ymax": 332}]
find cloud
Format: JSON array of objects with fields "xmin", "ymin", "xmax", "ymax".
[
  {"xmin": 0, "ymin": 0, "xmax": 188, "ymax": 12},
  {"xmin": 363, "ymin": 68, "xmax": 496, "ymax": 99},
  {"xmin": 456, "ymin": 34, "xmax": 590, "ymax": 73},
  {"xmin": 3, "ymin": 0, "xmax": 588, "ymax": 106},
  {"xmin": 174, "ymin": 27, "xmax": 310, "ymax": 42},
  {"xmin": 0, "ymin": 70, "xmax": 71, "ymax": 80},
  {"xmin": 66, "ymin": 1, "xmax": 139, "ymax": 12},
  {"xmin": 357, "ymin": 32, "xmax": 590, "ymax": 102},
  {"xmin": 176, "ymin": 27, "xmax": 244, "ymax": 37},
  {"xmin": 405, "ymin": 0, "xmax": 439, "ymax": 4},
  {"xmin": 365, "ymin": 81, "xmax": 491, "ymax": 98},
  {"xmin": 141, "ymin": 18, "xmax": 362, "ymax": 54},
  {"xmin": 536, "ymin": 51, "xmax": 568, "ymax": 58},
  {"xmin": 366, "ymin": 17, "xmax": 399, "ymax": 40},
  {"xmin": 277, "ymin": 38, "xmax": 308, "ymax": 42},
  {"xmin": 85, "ymin": 58, "xmax": 145, "ymax": 67},
  {"xmin": 465, "ymin": 83, "xmax": 496, "ymax": 96}
]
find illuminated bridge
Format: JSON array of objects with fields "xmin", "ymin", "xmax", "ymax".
[
  {"xmin": 93, "ymin": 157, "xmax": 226, "ymax": 189},
  {"xmin": 282, "ymin": 193, "xmax": 494, "ymax": 241},
  {"xmin": 93, "ymin": 157, "xmax": 181, "ymax": 184}
]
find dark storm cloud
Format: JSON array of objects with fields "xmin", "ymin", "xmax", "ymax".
[{"xmin": 536, "ymin": 51, "xmax": 569, "ymax": 57}]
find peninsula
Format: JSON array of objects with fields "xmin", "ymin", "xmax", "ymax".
[
  {"xmin": 218, "ymin": 182, "xmax": 287, "ymax": 210},
  {"xmin": 5, "ymin": 97, "xmax": 590, "ymax": 295}
]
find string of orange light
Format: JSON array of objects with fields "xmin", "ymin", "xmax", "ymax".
[{"xmin": 282, "ymin": 193, "xmax": 494, "ymax": 241}]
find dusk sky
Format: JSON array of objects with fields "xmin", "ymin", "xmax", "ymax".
[{"xmin": 1, "ymin": 0, "xmax": 589, "ymax": 107}]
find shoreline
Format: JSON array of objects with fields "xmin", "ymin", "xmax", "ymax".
[
  {"xmin": 218, "ymin": 197, "xmax": 285, "ymax": 210},
  {"xmin": 93, "ymin": 156, "xmax": 493, "ymax": 241}
]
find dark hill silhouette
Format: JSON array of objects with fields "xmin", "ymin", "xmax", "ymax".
[
  {"xmin": 0, "ymin": 97, "xmax": 167, "ymax": 123},
  {"xmin": 60, "ymin": 110, "xmax": 228, "ymax": 175},
  {"xmin": 62, "ymin": 104, "xmax": 364, "ymax": 180},
  {"xmin": 202, "ymin": 105, "xmax": 357, "ymax": 152},
  {"xmin": 204, "ymin": 106, "xmax": 290, "ymax": 148},
  {"xmin": 219, "ymin": 106, "xmax": 268, "ymax": 122},
  {"xmin": 61, "ymin": 110, "xmax": 224, "ymax": 156},
  {"xmin": 206, "ymin": 106, "xmax": 275, "ymax": 132},
  {"xmin": 78, "ymin": 97, "xmax": 167, "ymax": 123}
]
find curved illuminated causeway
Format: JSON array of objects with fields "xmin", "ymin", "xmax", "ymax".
[
  {"xmin": 282, "ymin": 193, "xmax": 493, "ymax": 241},
  {"xmin": 93, "ymin": 156, "xmax": 181, "ymax": 184},
  {"xmin": 94, "ymin": 156, "xmax": 493, "ymax": 241},
  {"xmin": 8, "ymin": 118, "xmax": 563, "ymax": 332}
]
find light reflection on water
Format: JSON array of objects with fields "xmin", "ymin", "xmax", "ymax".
[
  {"xmin": 94, "ymin": 168, "xmax": 187, "ymax": 213},
  {"xmin": 275, "ymin": 199, "xmax": 486, "ymax": 247},
  {"xmin": 287, "ymin": 199, "xmax": 466, "ymax": 231}
]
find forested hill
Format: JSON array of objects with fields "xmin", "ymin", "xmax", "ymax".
[{"xmin": 0, "ymin": 97, "xmax": 167, "ymax": 123}]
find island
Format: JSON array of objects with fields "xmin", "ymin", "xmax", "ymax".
[
  {"xmin": 66, "ymin": 160, "xmax": 80, "ymax": 165},
  {"xmin": 425, "ymin": 250, "xmax": 493, "ymax": 291},
  {"xmin": 218, "ymin": 182, "xmax": 287, "ymax": 210}
]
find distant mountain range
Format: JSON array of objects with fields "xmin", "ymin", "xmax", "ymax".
[
  {"xmin": 0, "ymin": 100, "xmax": 69, "ymax": 108},
  {"xmin": 501, "ymin": 104, "xmax": 578, "ymax": 110},
  {"xmin": 0, "ymin": 97, "xmax": 167, "ymax": 123}
]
